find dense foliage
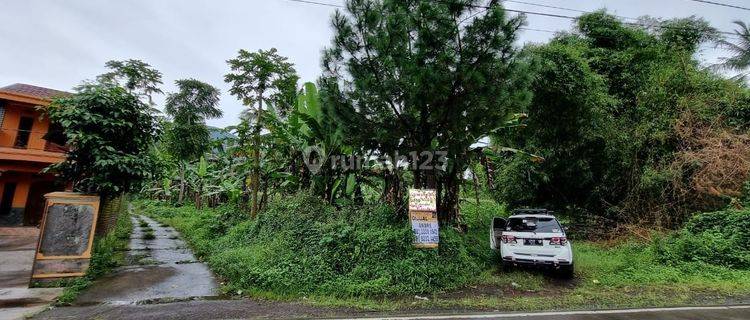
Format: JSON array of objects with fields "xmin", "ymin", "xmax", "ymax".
[
  {"xmin": 321, "ymin": 0, "xmax": 532, "ymax": 221},
  {"xmin": 141, "ymin": 192, "xmax": 495, "ymax": 296},
  {"xmin": 163, "ymin": 79, "xmax": 223, "ymax": 204},
  {"xmin": 96, "ymin": 59, "xmax": 164, "ymax": 106},
  {"xmin": 225, "ymin": 48, "xmax": 300, "ymax": 216},
  {"xmin": 491, "ymin": 12, "xmax": 750, "ymax": 228},
  {"xmin": 655, "ymin": 209, "xmax": 750, "ymax": 269},
  {"xmin": 164, "ymin": 79, "xmax": 222, "ymax": 162},
  {"xmin": 47, "ymin": 84, "xmax": 161, "ymax": 195}
]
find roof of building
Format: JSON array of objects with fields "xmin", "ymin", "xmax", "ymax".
[{"xmin": 0, "ymin": 83, "xmax": 69, "ymax": 103}]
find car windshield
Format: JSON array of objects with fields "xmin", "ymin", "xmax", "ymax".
[{"xmin": 506, "ymin": 217, "xmax": 561, "ymax": 233}]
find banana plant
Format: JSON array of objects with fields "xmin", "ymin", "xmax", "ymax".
[{"xmin": 259, "ymin": 82, "xmax": 362, "ymax": 205}]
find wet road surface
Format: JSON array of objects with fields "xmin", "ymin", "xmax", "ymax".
[
  {"xmin": 0, "ymin": 227, "xmax": 62, "ymax": 320},
  {"xmin": 74, "ymin": 214, "xmax": 219, "ymax": 304}
]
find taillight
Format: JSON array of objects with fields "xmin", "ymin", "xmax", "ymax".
[
  {"xmin": 501, "ymin": 235, "xmax": 517, "ymax": 244},
  {"xmin": 550, "ymin": 237, "xmax": 567, "ymax": 246}
]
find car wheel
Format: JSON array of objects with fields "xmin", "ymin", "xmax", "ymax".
[
  {"xmin": 501, "ymin": 261, "xmax": 513, "ymax": 272},
  {"xmin": 558, "ymin": 264, "xmax": 574, "ymax": 279}
]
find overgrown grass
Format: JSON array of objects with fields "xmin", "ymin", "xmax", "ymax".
[
  {"xmin": 294, "ymin": 241, "xmax": 750, "ymax": 311},
  {"xmin": 141, "ymin": 193, "xmax": 490, "ymax": 297},
  {"xmin": 654, "ymin": 209, "xmax": 750, "ymax": 268},
  {"xmin": 55, "ymin": 204, "xmax": 133, "ymax": 305},
  {"xmin": 138, "ymin": 196, "xmax": 750, "ymax": 311}
]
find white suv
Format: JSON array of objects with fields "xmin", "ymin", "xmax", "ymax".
[{"xmin": 490, "ymin": 209, "xmax": 573, "ymax": 277}]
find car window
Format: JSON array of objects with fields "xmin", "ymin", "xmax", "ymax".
[{"xmin": 506, "ymin": 217, "xmax": 561, "ymax": 233}]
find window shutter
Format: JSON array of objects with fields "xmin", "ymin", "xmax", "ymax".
[{"xmin": 0, "ymin": 101, "xmax": 5, "ymax": 128}]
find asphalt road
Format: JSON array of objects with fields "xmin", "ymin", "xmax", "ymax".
[
  {"xmin": 32, "ymin": 303, "xmax": 750, "ymax": 320},
  {"xmin": 348, "ymin": 305, "xmax": 750, "ymax": 320}
]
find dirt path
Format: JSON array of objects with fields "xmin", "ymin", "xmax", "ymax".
[{"xmin": 63, "ymin": 214, "xmax": 218, "ymax": 305}]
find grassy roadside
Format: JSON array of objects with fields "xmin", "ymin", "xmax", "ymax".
[
  {"xmin": 276, "ymin": 242, "xmax": 750, "ymax": 311},
  {"xmin": 137, "ymin": 198, "xmax": 750, "ymax": 312},
  {"xmin": 54, "ymin": 203, "xmax": 133, "ymax": 305},
  {"xmin": 247, "ymin": 242, "xmax": 750, "ymax": 312}
]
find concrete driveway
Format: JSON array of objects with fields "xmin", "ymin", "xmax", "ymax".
[
  {"xmin": 0, "ymin": 227, "xmax": 62, "ymax": 320},
  {"xmin": 71, "ymin": 214, "xmax": 219, "ymax": 305}
]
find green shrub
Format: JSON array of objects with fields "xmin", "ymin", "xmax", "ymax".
[
  {"xmin": 141, "ymin": 193, "xmax": 498, "ymax": 297},
  {"xmin": 654, "ymin": 209, "xmax": 750, "ymax": 269}
]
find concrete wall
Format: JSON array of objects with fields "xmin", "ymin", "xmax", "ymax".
[
  {"xmin": 0, "ymin": 99, "xmax": 64, "ymax": 227},
  {"xmin": 0, "ymin": 101, "xmax": 52, "ymax": 151},
  {"xmin": 0, "ymin": 172, "xmax": 59, "ymax": 227}
]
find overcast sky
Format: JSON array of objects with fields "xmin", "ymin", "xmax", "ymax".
[{"xmin": 1, "ymin": 0, "xmax": 747, "ymax": 127}]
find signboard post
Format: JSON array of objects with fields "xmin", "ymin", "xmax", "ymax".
[
  {"xmin": 30, "ymin": 192, "xmax": 100, "ymax": 283},
  {"xmin": 408, "ymin": 189, "xmax": 438, "ymax": 248}
]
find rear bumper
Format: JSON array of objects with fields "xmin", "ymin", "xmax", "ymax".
[
  {"xmin": 500, "ymin": 245, "xmax": 573, "ymax": 267},
  {"xmin": 502, "ymin": 256, "xmax": 572, "ymax": 266}
]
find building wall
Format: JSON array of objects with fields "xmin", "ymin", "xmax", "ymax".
[
  {"xmin": 0, "ymin": 174, "xmax": 30, "ymax": 226},
  {"xmin": 0, "ymin": 172, "xmax": 58, "ymax": 226},
  {"xmin": 0, "ymin": 101, "xmax": 51, "ymax": 151},
  {"xmin": 0, "ymin": 100, "xmax": 62, "ymax": 226}
]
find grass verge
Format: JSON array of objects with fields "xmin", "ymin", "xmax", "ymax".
[{"xmin": 137, "ymin": 197, "xmax": 750, "ymax": 312}]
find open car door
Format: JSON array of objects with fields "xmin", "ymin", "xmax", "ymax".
[{"xmin": 490, "ymin": 217, "xmax": 506, "ymax": 250}]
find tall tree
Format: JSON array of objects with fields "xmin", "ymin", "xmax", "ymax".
[
  {"xmin": 97, "ymin": 59, "xmax": 164, "ymax": 106},
  {"xmin": 492, "ymin": 12, "xmax": 748, "ymax": 227},
  {"xmin": 320, "ymin": 0, "xmax": 531, "ymax": 221},
  {"xmin": 163, "ymin": 79, "xmax": 223, "ymax": 204},
  {"xmin": 225, "ymin": 48, "xmax": 299, "ymax": 217},
  {"xmin": 717, "ymin": 21, "xmax": 750, "ymax": 81},
  {"xmin": 46, "ymin": 83, "xmax": 161, "ymax": 197}
]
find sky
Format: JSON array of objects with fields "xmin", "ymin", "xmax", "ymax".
[{"xmin": 1, "ymin": 0, "xmax": 747, "ymax": 128}]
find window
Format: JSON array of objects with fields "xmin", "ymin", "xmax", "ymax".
[
  {"xmin": 506, "ymin": 217, "xmax": 562, "ymax": 233},
  {"xmin": 14, "ymin": 116, "xmax": 34, "ymax": 149},
  {"xmin": 43, "ymin": 122, "xmax": 67, "ymax": 152},
  {"xmin": 0, "ymin": 100, "xmax": 6, "ymax": 128}
]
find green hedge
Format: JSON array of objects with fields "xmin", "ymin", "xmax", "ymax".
[{"xmin": 654, "ymin": 209, "xmax": 750, "ymax": 269}]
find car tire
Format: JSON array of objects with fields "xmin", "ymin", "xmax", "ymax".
[
  {"xmin": 501, "ymin": 261, "xmax": 513, "ymax": 272},
  {"xmin": 558, "ymin": 264, "xmax": 574, "ymax": 279}
]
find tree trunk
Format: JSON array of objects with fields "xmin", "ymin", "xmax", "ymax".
[
  {"xmin": 195, "ymin": 181, "xmax": 202, "ymax": 209},
  {"xmin": 251, "ymin": 92, "xmax": 263, "ymax": 218},
  {"xmin": 439, "ymin": 170, "xmax": 461, "ymax": 223},
  {"xmin": 259, "ymin": 176, "xmax": 269, "ymax": 212},
  {"xmin": 480, "ymin": 153, "xmax": 495, "ymax": 189},
  {"xmin": 384, "ymin": 170, "xmax": 405, "ymax": 217},
  {"xmin": 178, "ymin": 164, "xmax": 186, "ymax": 205},
  {"xmin": 471, "ymin": 165, "xmax": 481, "ymax": 206}
]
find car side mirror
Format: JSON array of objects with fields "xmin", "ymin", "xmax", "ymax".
[{"xmin": 563, "ymin": 226, "xmax": 569, "ymax": 232}]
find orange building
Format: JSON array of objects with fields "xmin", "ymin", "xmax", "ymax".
[{"xmin": 0, "ymin": 84, "xmax": 68, "ymax": 227}]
